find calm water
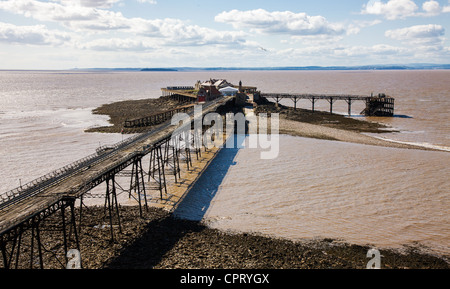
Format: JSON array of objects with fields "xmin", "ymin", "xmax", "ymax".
[{"xmin": 0, "ymin": 70, "xmax": 449, "ymax": 256}]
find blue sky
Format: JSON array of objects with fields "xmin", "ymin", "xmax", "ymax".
[{"xmin": 0, "ymin": 0, "xmax": 449, "ymax": 69}]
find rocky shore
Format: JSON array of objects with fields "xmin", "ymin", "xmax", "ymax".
[
  {"xmin": 15, "ymin": 206, "xmax": 450, "ymax": 269},
  {"xmin": 85, "ymin": 96, "xmax": 184, "ymax": 134}
]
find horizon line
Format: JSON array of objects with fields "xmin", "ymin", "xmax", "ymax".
[{"xmin": 1, "ymin": 63, "xmax": 450, "ymax": 72}]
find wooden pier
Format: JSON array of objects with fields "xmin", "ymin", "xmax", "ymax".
[
  {"xmin": 124, "ymin": 104, "xmax": 195, "ymax": 128},
  {"xmin": 261, "ymin": 93, "xmax": 395, "ymax": 116},
  {"xmin": 161, "ymin": 87, "xmax": 198, "ymax": 103}
]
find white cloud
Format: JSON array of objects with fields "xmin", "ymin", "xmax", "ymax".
[
  {"xmin": 385, "ymin": 24, "xmax": 445, "ymax": 40},
  {"xmin": 0, "ymin": 0, "xmax": 130, "ymax": 30},
  {"xmin": 347, "ymin": 19, "xmax": 382, "ymax": 35},
  {"xmin": 422, "ymin": 0, "xmax": 441, "ymax": 15},
  {"xmin": 215, "ymin": 9, "xmax": 346, "ymax": 36},
  {"xmin": 385, "ymin": 24, "xmax": 447, "ymax": 53},
  {"xmin": 0, "ymin": 0, "xmax": 248, "ymax": 48},
  {"xmin": 362, "ymin": 0, "xmax": 419, "ymax": 20},
  {"xmin": 444, "ymin": 0, "xmax": 450, "ymax": 13},
  {"xmin": 0, "ymin": 21, "xmax": 70, "ymax": 45},
  {"xmin": 53, "ymin": 0, "xmax": 157, "ymax": 8},
  {"xmin": 137, "ymin": 0, "xmax": 157, "ymax": 4},
  {"xmin": 362, "ymin": 0, "xmax": 450, "ymax": 19},
  {"xmin": 337, "ymin": 44, "xmax": 407, "ymax": 57},
  {"xmin": 80, "ymin": 38, "xmax": 155, "ymax": 51},
  {"xmin": 53, "ymin": 0, "xmax": 122, "ymax": 8}
]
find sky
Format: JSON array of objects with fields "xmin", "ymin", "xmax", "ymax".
[{"xmin": 0, "ymin": 0, "xmax": 449, "ymax": 69}]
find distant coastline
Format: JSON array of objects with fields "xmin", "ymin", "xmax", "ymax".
[
  {"xmin": 68, "ymin": 63, "xmax": 450, "ymax": 72},
  {"xmin": 2, "ymin": 64, "xmax": 450, "ymax": 72}
]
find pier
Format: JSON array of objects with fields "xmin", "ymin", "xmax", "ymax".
[
  {"xmin": 161, "ymin": 87, "xmax": 198, "ymax": 103},
  {"xmin": 261, "ymin": 93, "xmax": 395, "ymax": 116},
  {"xmin": 0, "ymin": 94, "xmax": 233, "ymax": 269},
  {"xmin": 0, "ymin": 80, "xmax": 397, "ymax": 269},
  {"xmin": 124, "ymin": 104, "xmax": 195, "ymax": 128}
]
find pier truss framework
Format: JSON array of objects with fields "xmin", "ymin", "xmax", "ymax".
[{"xmin": 0, "ymin": 129, "xmax": 207, "ymax": 269}]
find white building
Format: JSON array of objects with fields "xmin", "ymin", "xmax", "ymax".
[{"xmin": 219, "ymin": 86, "xmax": 239, "ymax": 96}]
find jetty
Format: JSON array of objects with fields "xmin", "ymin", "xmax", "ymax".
[
  {"xmin": 0, "ymin": 93, "xmax": 233, "ymax": 269},
  {"xmin": 124, "ymin": 104, "xmax": 195, "ymax": 128},
  {"xmin": 261, "ymin": 93, "xmax": 395, "ymax": 116},
  {"xmin": 0, "ymin": 79, "xmax": 396, "ymax": 269}
]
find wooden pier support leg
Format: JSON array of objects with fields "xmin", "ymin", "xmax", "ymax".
[
  {"xmin": 148, "ymin": 148, "xmax": 155, "ymax": 182},
  {"xmin": 132, "ymin": 158, "xmax": 148, "ymax": 217},
  {"xmin": 159, "ymin": 147, "xmax": 167, "ymax": 196},
  {"xmin": 105, "ymin": 179, "xmax": 115, "ymax": 242},
  {"xmin": 14, "ymin": 228, "xmax": 23, "ymax": 269},
  {"xmin": 185, "ymin": 148, "xmax": 191, "ymax": 170},
  {"xmin": 0, "ymin": 228, "xmax": 23, "ymax": 269},
  {"xmin": 112, "ymin": 178, "xmax": 122, "ymax": 235},
  {"xmin": 0, "ymin": 236, "xmax": 7, "ymax": 268},
  {"xmin": 138, "ymin": 159, "xmax": 149, "ymax": 211},
  {"xmin": 78, "ymin": 195, "xmax": 86, "ymax": 235},
  {"xmin": 347, "ymin": 98, "xmax": 352, "ymax": 116},
  {"xmin": 176, "ymin": 146, "xmax": 181, "ymax": 180},
  {"xmin": 30, "ymin": 217, "xmax": 43, "ymax": 269},
  {"xmin": 61, "ymin": 204, "xmax": 69, "ymax": 263},
  {"xmin": 68, "ymin": 199, "xmax": 81, "ymax": 267},
  {"xmin": 311, "ymin": 98, "xmax": 316, "ymax": 112},
  {"xmin": 155, "ymin": 147, "xmax": 163, "ymax": 200},
  {"xmin": 135, "ymin": 163, "xmax": 143, "ymax": 217},
  {"xmin": 156, "ymin": 146, "xmax": 167, "ymax": 199},
  {"xmin": 292, "ymin": 97, "xmax": 298, "ymax": 110},
  {"xmin": 329, "ymin": 97, "xmax": 334, "ymax": 114},
  {"xmin": 129, "ymin": 160, "xmax": 136, "ymax": 198},
  {"xmin": 29, "ymin": 225, "xmax": 34, "ymax": 269},
  {"xmin": 164, "ymin": 141, "xmax": 171, "ymax": 165},
  {"xmin": 172, "ymin": 144, "xmax": 178, "ymax": 183}
]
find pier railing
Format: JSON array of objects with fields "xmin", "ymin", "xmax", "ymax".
[
  {"xmin": 166, "ymin": 86, "xmax": 194, "ymax": 91},
  {"xmin": 0, "ymin": 151, "xmax": 102, "ymax": 209},
  {"xmin": 0, "ymin": 131, "xmax": 146, "ymax": 210}
]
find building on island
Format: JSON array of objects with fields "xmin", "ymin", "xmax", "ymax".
[
  {"xmin": 219, "ymin": 86, "xmax": 239, "ymax": 96},
  {"xmin": 164, "ymin": 78, "xmax": 259, "ymax": 104}
]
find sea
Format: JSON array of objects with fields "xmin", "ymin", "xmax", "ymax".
[{"xmin": 0, "ymin": 70, "xmax": 449, "ymax": 257}]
